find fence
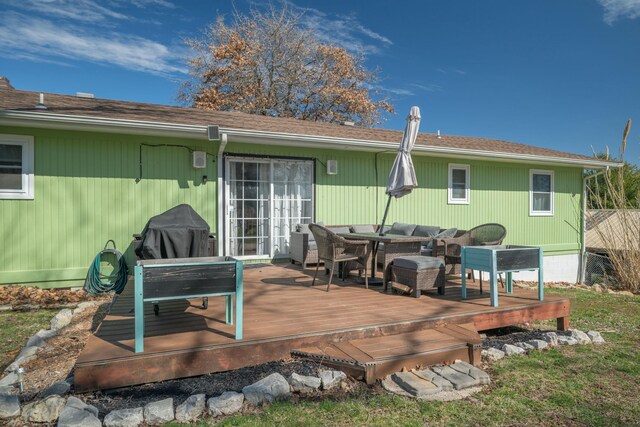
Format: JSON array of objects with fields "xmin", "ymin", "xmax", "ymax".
[{"xmin": 582, "ymin": 251, "xmax": 616, "ymax": 286}]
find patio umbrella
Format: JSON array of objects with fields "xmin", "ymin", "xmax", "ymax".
[{"xmin": 379, "ymin": 106, "xmax": 421, "ymax": 235}]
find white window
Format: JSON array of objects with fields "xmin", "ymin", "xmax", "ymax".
[
  {"xmin": 448, "ymin": 164, "xmax": 470, "ymax": 204},
  {"xmin": 0, "ymin": 135, "xmax": 34, "ymax": 200},
  {"xmin": 225, "ymin": 157, "xmax": 313, "ymax": 258},
  {"xmin": 530, "ymin": 169, "xmax": 554, "ymax": 216}
]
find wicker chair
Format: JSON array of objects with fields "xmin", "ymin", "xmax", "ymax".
[
  {"xmin": 439, "ymin": 223, "xmax": 507, "ymax": 285},
  {"xmin": 309, "ymin": 223, "xmax": 371, "ymax": 292}
]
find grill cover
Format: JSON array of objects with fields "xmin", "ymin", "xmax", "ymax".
[{"xmin": 136, "ymin": 204, "xmax": 210, "ymax": 259}]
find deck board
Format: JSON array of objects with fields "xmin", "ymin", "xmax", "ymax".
[{"xmin": 74, "ymin": 263, "xmax": 570, "ymax": 391}]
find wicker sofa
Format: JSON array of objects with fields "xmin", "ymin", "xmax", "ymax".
[
  {"xmin": 375, "ymin": 222, "xmax": 466, "ymax": 274},
  {"xmin": 289, "ymin": 223, "xmax": 379, "ymax": 268}
]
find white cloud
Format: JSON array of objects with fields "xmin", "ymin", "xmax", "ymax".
[
  {"xmin": 3, "ymin": 0, "xmax": 130, "ymax": 23},
  {"xmin": 280, "ymin": 1, "xmax": 392, "ymax": 55},
  {"xmin": 0, "ymin": 12, "xmax": 187, "ymax": 77},
  {"xmin": 597, "ymin": 0, "xmax": 640, "ymax": 24},
  {"xmin": 410, "ymin": 83, "xmax": 443, "ymax": 92}
]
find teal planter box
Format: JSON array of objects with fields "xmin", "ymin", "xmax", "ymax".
[{"xmin": 461, "ymin": 245, "xmax": 543, "ymax": 307}]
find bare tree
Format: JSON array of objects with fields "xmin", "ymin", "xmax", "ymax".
[{"xmin": 179, "ymin": 5, "xmax": 393, "ymax": 126}]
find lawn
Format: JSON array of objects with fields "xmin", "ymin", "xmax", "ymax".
[
  {"xmin": 170, "ymin": 289, "xmax": 639, "ymax": 427},
  {"xmin": 0, "ymin": 309, "xmax": 58, "ymax": 371}
]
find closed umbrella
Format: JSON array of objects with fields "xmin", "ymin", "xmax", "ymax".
[{"xmin": 379, "ymin": 106, "xmax": 421, "ymax": 235}]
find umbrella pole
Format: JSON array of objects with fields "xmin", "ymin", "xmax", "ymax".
[{"xmin": 379, "ymin": 195, "xmax": 393, "ymax": 236}]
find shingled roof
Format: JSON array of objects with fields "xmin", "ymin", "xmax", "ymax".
[{"xmin": 0, "ymin": 84, "xmax": 610, "ymax": 166}]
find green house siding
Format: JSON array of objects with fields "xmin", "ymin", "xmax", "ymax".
[
  {"xmin": 1, "ymin": 127, "xmax": 219, "ymax": 287},
  {"xmin": 226, "ymin": 142, "xmax": 583, "ymax": 255},
  {"xmin": 0, "ymin": 127, "xmax": 583, "ymax": 287}
]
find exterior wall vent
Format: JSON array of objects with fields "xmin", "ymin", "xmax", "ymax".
[
  {"xmin": 193, "ymin": 151, "xmax": 207, "ymax": 168},
  {"xmin": 326, "ymin": 159, "xmax": 338, "ymax": 175},
  {"xmin": 207, "ymin": 125, "xmax": 220, "ymax": 141}
]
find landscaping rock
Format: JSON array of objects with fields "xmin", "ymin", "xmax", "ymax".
[
  {"xmin": 0, "ymin": 373, "xmax": 17, "ymax": 387},
  {"xmin": 569, "ymin": 329, "xmax": 591, "ymax": 345},
  {"xmin": 591, "ymin": 284, "xmax": 603, "ymax": 292},
  {"xmin": 288, "ymin": 373, "xmax": 321, "ymax": 393},
  {"xmin": 207, "ymin": 391, "xmax": 244, "ymax": 417},
  {"xmin": 431, "ymin": 365, "xmax": 478, "ymax": 390},
  {"xmin": 50, "ymin": 309, "xmax": 74, "ymax": 331},
  {"xmin": 27, "ymin": 328, "xmax": 57, "ymax": 348},
  {"xmin": 40, "ymin": 381, "xmax": 71, "ymax": 398},
  {"xmin": 527, "ymin": 339, "xmax": 549, "ymax": 350},
  {"xmin": 482, "ymin": 347, "xmax": 505, "ymax": 362},
  {"xmin": 587, "ymin": 330, "xmax": 606, "ymax": 344},
  {"xmin": 57, "ymin": 396, "xmax": 101, "ymax": 427},
  {"xmin": 73, "ymin": 301, "xmax": 97, "ymax": 316},
  {"xmin": 22, "ymin": 395, "xmax": 66, "ymax": 423},
  {"xmin": 392, "ymin": 372, "xmax": 441, "ymax": 397},
  {"xmin": 413, "ymin": 369, "xmax": 454, "ymax": 391},
  {"xmin": 502, "ymin": 344, "xmax": 526, "ymax": 355},
  {"xmin": 319, "ymin": 370, "xmax": 347, "ymax": 390},
  {"xmin": 0, "ymin": 395, "xmax": 20, "ymax": 419},
  {"xmin": 103, "ymin": 408, "xmax": 143, "ymax": 427},
  {"xmin": 449, "ymin": 361, "xmax": 490, "ymax": 385},
  {"xmin": 175, "ymin": 394, "xmax": 205, "ymax": 422},
  {"xmin": 5, "ymin": 345, "xmax": 40, "ymax": 372},
  {"xmin": 557, "ymin": 336, "xmax": 579, "ymax": 346},
  {"xmin": 143, "ymin": 398, "xmax": 174, "ymax": 425},
  {"xmin": 514, "ymin": 342, "xmax": 534, "ymax": 351},
  {"xmin": 540, "ymin": 331, "xmax": 558, "ymax": 346},
  {"xmin": 242, "ymin": 373, "xmax": 290, "ymax": 405}
]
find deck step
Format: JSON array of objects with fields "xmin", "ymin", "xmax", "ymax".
[{"xmin": 291, "ymin": 323, "xmax": 482, "ymax": 384}]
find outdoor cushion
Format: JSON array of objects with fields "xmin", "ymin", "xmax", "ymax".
[
  {"xmin": 351, "ymin": 224, "xmax": 375, "ymax": 233},
  {"xmin": 308, "ymin": 240, "xmax": 317, "ymax": 250},
  {"xmin": 412, "ymin": 225, "xmax": 440, "ymax": 237},
  {"xmin": 387, "ymin": 222, "xmax": 417, "ymax": 236},
  {"xmin": 394, "ymin": 256, "xmax": 444, "ymax": 270},
  {"xmin": 420, "ymin": 246, "xmax": 432, "ymax": 256},
  {"xmin": 327, "ymin": 226, "xmax": 351, "ymax": 235},
  {"xmin": 420, "ymin": 227, "xmax": 458, "ymax": 251},
  {"xmin": 297, "ymin": 222, "xmax": 324, "ymax": 240}
]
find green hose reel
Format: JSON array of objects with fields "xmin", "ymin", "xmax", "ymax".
[{"xmin": 84, "ymin": 240, "xmax": 129, "ymax": 295}]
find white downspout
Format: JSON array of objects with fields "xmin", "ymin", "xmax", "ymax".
[
  {"xmin": 217, "ymin": 133, "xmax": 228, "ymax": 256},
  {"xmin": 581, "ymin": 167, "xmax": 608, "ymax": 283}
]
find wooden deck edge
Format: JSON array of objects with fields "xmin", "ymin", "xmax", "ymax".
[
  {"xmin": 76, "ymin": 298, "xmax": 570, "ymax": 365},
  {"xmin": 74, "ymin": 298, "xmax": 570, "ymax": 392}
]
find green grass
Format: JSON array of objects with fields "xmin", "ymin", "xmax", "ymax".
[
  {"xmin": 0, "ymin": 309, "xmax": 58, "ymax": 371},
  {"xmin": 168, "ymin": 289, "xmax": 640, "ymax": 427}
]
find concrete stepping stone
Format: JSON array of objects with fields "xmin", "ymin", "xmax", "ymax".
[
  {"xmin": 449, "ymin": 361, "xmax": 490, "ymax": 385},
  {"xmin": 431, "ymin": 365, "xmax": 479, "ymax": 390},
  {"xmin": 391, "ymin": 372, "xmax": 441, "ymax": 397},
  {"xmin": 413, "ymin": 369, "xmax": 453, "ymax": 391}
]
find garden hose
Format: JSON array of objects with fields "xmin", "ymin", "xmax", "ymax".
[{"xmin": 84, "ymin": 240, "xmax": 129, "ymax": 295}]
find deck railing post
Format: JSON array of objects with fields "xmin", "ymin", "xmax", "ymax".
[
  {"xmin": 235, "ymin": 260, "xmax": 244, "ymax": 340},
  {"xmin": 134, "ymin": 265, "xmax": 145, "ymax": 353}
]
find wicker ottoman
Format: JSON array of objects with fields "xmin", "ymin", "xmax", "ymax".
[{"xmin": 385, "ymin": 256, "xmax": 446, "ymax": 298}]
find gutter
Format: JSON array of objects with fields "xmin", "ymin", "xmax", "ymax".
[
  {"xmin": 580, "ymin": 167, "xmax": 609, "ymax": 283},
  {"xmin": 0, "ymin": 110, "xmax": 622, "ymax": 169}
]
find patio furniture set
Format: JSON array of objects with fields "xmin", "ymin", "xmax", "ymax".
[{"xmin": 290, "ymin": 222, "xmax": 542, "ymax": 306}]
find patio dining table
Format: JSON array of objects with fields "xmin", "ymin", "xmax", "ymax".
[{"xmin": 341, "ymin": 232, "xmax": 430, "ymax": 285}]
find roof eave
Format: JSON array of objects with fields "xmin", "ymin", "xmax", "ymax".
[{"xmin": 0, "ymin": 109, "xmax": 620, "ymax": 169}]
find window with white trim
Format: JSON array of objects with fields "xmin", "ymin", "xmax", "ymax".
[
  {"xmin": 448, "ymin": 164, "xmax": 470, "ymax": 204},
  {"xmin": 530, "ymin": 169, "xmax": 554, "ymax": 216},
  {"xmin": 0, "ymin": 135, "xmax": 34, "ymax": 200}
]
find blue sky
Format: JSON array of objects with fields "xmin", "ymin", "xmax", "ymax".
[{"xmin": 1, "ymin": 0, "xmax": 639, "ymax": 164}]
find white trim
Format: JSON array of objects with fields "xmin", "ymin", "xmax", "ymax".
[
  {"xmin": 0, "ymin": 110, "xmax": 621, "ymax": 169},
  {"xmin": 0, "ymin": 134, "xmax": 34, "ymax": 200},
  {"xmin": 448, "ymin": 163, "xmax": 470, "ymax": 204},
  {"xmin": 530, "ymin": 169, "xmax": 554, "ymax": 216},
  {"xmin": 216, "ymin": 133, "xmax": 227, "ymax": 257}
]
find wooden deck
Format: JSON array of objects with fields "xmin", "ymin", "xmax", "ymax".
[{"xmin": 74, "ymin": 263, "xmax": 570, "ymax": 391}]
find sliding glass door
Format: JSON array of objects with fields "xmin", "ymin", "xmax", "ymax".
[{"xmin": 226, "ymin": 157, "xmax": 313, "ymax": 258}]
